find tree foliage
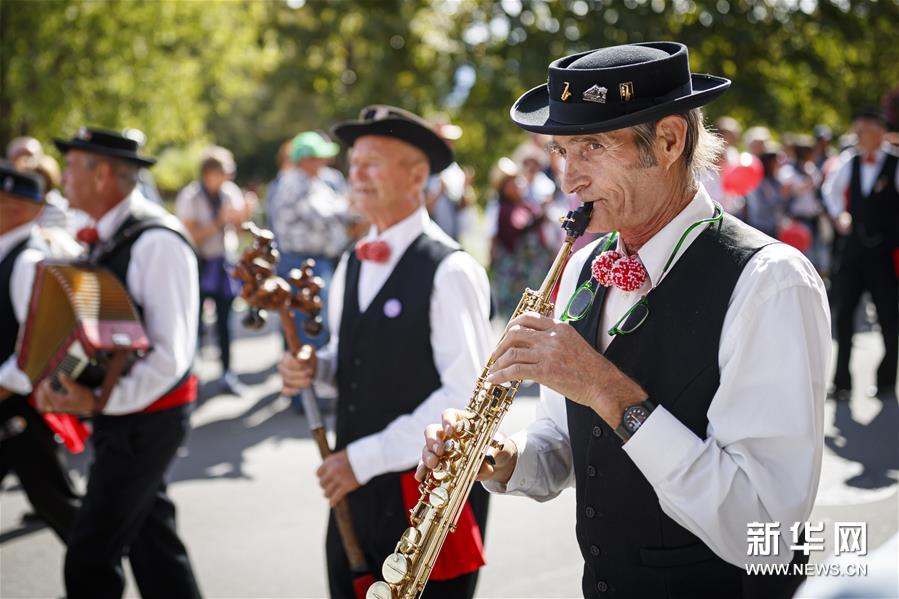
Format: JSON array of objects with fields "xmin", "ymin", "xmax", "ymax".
[{"xmin": 2, "ymin": 0, "xmax": 896, "ymax": 193}]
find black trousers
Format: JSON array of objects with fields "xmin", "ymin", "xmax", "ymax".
[
  {"xmin": 326, "ymin": 473, "xmax": 489, "ymax": 599},
  {"xmin": 0, "ymin": 396, "xmax": 80, "ymax": 541},
  {"xmin": 64, "ymin": 403, "xmax": 201, "ymax": 599},
  {"xmin": 832, "ymin": 245, "xmax": 899, "ymax": 392},
  {"xmin": 199, "ymin": 291, "xmax": 233, "ymax": 373}
]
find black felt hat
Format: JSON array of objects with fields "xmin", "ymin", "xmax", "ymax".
[
  {"xmin": 331, "ymin": 105, "xmax": 453, "ymax": 174},
  {"xmin": 54, "ymin": 127, "xmax": 156, "ymax": 166},
  {"xmin": 0, "ymin": 161, "xmax": 44, "ymax": 203},
  {"xmin": 511, "ymin": 42, "xmax": 730, "ymax": 135}
]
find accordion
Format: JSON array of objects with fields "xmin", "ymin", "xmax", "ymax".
[{"xmin": 16, "ymin": 261, "xmax": 151, "ymax": 411}]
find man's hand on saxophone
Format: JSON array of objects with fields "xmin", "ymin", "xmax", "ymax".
[
  {"xmin": 414, "ymin": 409, "xmax": 519, "ymax": 485},
  {"xmin": 488, "ymin": 311, "xmax": 649, "ymax": 432}
]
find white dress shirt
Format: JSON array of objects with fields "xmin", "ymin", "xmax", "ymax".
[
  {"xmin": 485, "ymin": 186, "xmax": 831, "ymax": 568},
  {"xmin": 315, "ymin": 206, "xmax": 493, "ymax": 486},
  {"xmin": 822, "ymin": 145, "xmax": 899, "ymax": 217},
  {"xmin": 0, "ymin": 223, "xmax": 46, "ymax": 395},
  {"xmin": 95, "ymin": 190, "xmax": 199, "ymax": 415}
]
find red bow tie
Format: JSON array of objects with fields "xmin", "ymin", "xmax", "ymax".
[
  {"xmin": 76, "ymin": 227, "xmax": 100, "ymax": 245},
  {"xmin": 355, "ymin": 240, "xmax": 390, "ymax": 263},
  {"xmin": 591, "ymin": 250, "xmax": 648, "ymax": 292},
  {"xmin": 863, "ymin": 153, "xmax": 878, "ymax": 165}
]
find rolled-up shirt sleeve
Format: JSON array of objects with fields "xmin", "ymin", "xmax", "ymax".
[
  {"xmin": 346, "ymin": 251, "xmax": 493, "ymax": 485},
  {"xmin": 103, "ymin": 229, "xmax": 199, "ymax": 414},
  {"xmin": 622, "ymin": 244, "xmax": 830, "ymax": 567},
  {"xmin": 482, "ymin": 384, "xmax": 575, "ymax": 501}
]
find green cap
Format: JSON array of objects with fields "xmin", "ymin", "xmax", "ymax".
[{"xmin": 290, "ymin": 131, "xmax": 339, "ymax": 162}]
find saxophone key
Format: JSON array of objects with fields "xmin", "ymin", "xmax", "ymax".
[
  {"xmin": 410, "ymin": 500, "xmax": 430, "ymax": 524},
  {"xmin": 428, "ymin": 485, "xmax": 450, "ymax": 509},
  {"xmin": 382, "ymin": 552, "xmax": 411, "ymax": 585},
  {"xmin": 366, "ymin": 581, "xmax": 394, "ymax": 599},
  {"xmin": 398, "ymin": 526, "xmax": 423, "ymax": 554}
]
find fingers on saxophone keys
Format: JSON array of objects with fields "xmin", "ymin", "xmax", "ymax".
[{"xmin": 422, "ymin": 423, "xmax": 444, "ymax": 470}]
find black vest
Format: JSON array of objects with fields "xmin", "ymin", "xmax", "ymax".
[
  {"xmin": 0, "ymin": 232, "xmax": 46, "ymax": 416},
  {"xmin": 847, "ymin": 150, "xmax": 899, "ymax": 252},
  {"xmin": 0, "ymin": 233, "xmax": 45, "ymax": 368},
  {"xmin": 91, "ymin": 204, "xmax": 194, "ymax": 312},
  {"xmin": 335, "ymin": 233, "xmax": 455, "ymax": 449},
  {"xmin": 565, "ymin": 215, "xmax": 804, "ymax": 599}
]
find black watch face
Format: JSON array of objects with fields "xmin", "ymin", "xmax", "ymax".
[{"xmin": 623, "ymin": 406, "xmax": 650, "ymax": 433}]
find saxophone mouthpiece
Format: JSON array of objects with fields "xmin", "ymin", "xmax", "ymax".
[{"xmin": 561, "ymin": 202, "xmax": 594, "ymax": 238}]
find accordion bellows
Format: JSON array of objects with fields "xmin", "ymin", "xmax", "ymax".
[{"xmin": 17, "ymin": 261, "xmax": 151, "ymax": 389}]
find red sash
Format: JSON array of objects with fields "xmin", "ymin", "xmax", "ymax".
[
  {"xmin": 143, "ymin": 375, "xmax": 197, "ymax": 413},
  {"xmin": 38, "ymin": 409, "xmax": 90, "ymax": 453},
  {"xmin": 399, "ymin": 471, "xmax": 485, "ymax": 581}
]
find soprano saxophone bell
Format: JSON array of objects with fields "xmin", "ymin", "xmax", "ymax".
[{"xmin": 367, "ymin": 203, "xmax": 593, "ymax": 598}]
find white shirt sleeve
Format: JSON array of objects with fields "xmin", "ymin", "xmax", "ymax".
[
  {"xmin": 102, "ymin": 229, "xmax": 199, "ymax": 414},
  {"xmin": 622, "ymin": 243, "xmax": 830, "ymax": 567},
  {"xmin": 821, "ymin": 154, "xmax": 851, "ymax": 218},
  {"xmin": 0, "ymin": 247, "xmax": 44, "ymax": 395},
  {"xmin": 481, "ymin": 384, "xmax": 575, "ymax": 501},
  {"xmin": 346, "ymin": 251, "xmax": 494, "ymax": 485}
]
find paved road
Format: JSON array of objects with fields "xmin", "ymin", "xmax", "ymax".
[{"xmin": 2, "ymin": 314, "xmax": 897, "ymax": 598}]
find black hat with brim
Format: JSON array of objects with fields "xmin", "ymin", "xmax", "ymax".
[
  {"xmin": 54, "ymin": 127, "xmax": 156, "ymax": 167},
  {"xmin": 0, "ymin": 161, "xmax": 45, "ymax": 203},
  {"xmin": 331, "ymin": 105, "xmax": 453, "ymax": 174},
  {"xmin": 510, "ymin": 42, "xmax": 730, "ymax": 135}
]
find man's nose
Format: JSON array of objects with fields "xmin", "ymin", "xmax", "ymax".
[{"xmin": 561, "ymin": 160, "xmax": 591, "ymax": 195}]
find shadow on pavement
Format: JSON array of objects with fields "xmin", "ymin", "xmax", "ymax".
[
  {"xmin": 825, "ymin": 399, "xmax": 899, "ymax": 490},
  {"xmin": 168, "ymin": 389, "xmax": 320, "ymax": 484}
]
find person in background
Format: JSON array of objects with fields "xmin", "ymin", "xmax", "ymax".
[
  {"xmin": 270, "ymin": 131, "xmax": 348, "ymax": 351},
  {"xmin": 176, "ymin": 145, "xmax": 253, "ymax": 395},
  {"xmin": 780, "ymin": 135, "xmax": 824, "ymax": 269},
  {"xmin": 265, "ymin": 139, "xmax": 294, "ymax": 231},
  {"xmin": 703, "ymin": 116, "xmax": 744, "ymax": 216},
  {"xmin": 743, "ymin": 126, "xmax": 772, "ymax": 157},
  {"xmin": 812, "ymin": 125, "xmax": 835, "ymax": 171},
  {"xmin": 0, "ymin": 162, "xmax": 84, "ymax": 543},
  {"xmin": 745, "ymin": 141, "xmax": 784, "ymax": 238},
  {"xmin": 489, "ymin": 156, "xmax": 552, "ymax": 319},
  {"xmin": 426, "ymin": 120, "xmax": 467, "ymax": 241},
  {"xmin": 822, "ymin": 108, "xmax": 899, "ymax": 401}
]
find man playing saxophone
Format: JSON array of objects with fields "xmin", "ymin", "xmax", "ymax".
[
  {"xmin": 419, "ymin": 42, "xmax": 830, "ymax": 599},
  {"xmin": 278, "ymin": 105, "xmax": 493, "ymax": 599}
]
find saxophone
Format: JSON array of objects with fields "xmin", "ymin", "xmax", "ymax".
[{"xmin": 366, "ymin": 202, "xmax": 594, "ymax": 599}]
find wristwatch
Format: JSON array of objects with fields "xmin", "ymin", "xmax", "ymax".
[{"xmin": 614, "ymin": 399, "xmax": 656, "ymax": 442}]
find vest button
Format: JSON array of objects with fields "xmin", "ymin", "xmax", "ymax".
[
  {"xmin": 586, "ymin": 465, "xmax": 597, "ymax": 478},
  {"xmin": 592, "ymin": 425, "xmax": 603, "ymax": 438},
  {"xmin": 585, "ymin": 506, "xmax": 596, "ymax": 518},
  {"xmin": 590, "ymin": 544, "xmax": 601, "ymax": 557},
  {"xmin": 353, "ymin": 358, "xmax": 362, "ymax": 366},
  {"xmin": 350, "ymin": 382, "xmax": 359, "ymax": 390},
  {"xmin": 347, "ymin": 404, "xmax": 356, "ymax": 414},
  {"xmin": 596, "ymin": 580, "xmax": 608, "ymax": 593}
]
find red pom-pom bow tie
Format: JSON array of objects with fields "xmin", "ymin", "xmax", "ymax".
[
  {"xmin": 591, "ymin": 250, "xmax": 648, "ymax": 292},
  {"xmin": 76, "ymin": 227, "xmax": 100, "ymax": 245},
  {"xmin": 355, "ymin": 240, "xmax": 391, "ymax": 263}
]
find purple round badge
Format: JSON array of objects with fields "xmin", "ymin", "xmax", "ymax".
[{"xmin": 383, "ymin": 298, "xmax": 402, "ymax": 319}]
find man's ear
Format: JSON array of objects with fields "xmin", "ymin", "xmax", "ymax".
[
  {"xmin": 655, "ymin": 115, "xmax": 688, "ymax": 170},
  {"xmin": 409, "ymin": 159, "xmax": 430, "ymax": 191}
]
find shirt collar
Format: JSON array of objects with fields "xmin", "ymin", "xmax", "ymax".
[
  {"xmin": 0, "ymin": 222, "xmax": 38, "ymax": 262},
  {"xmin": 617, "ymin": 185, "xmax": 716, "ymax": 289},
  {"xmin": 95, "ymin": 188, "xmax": 147, "ymax": 241},
  {"xmin": 363, "ymin": 206, "xmax": 429, "ymax": 256}
]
